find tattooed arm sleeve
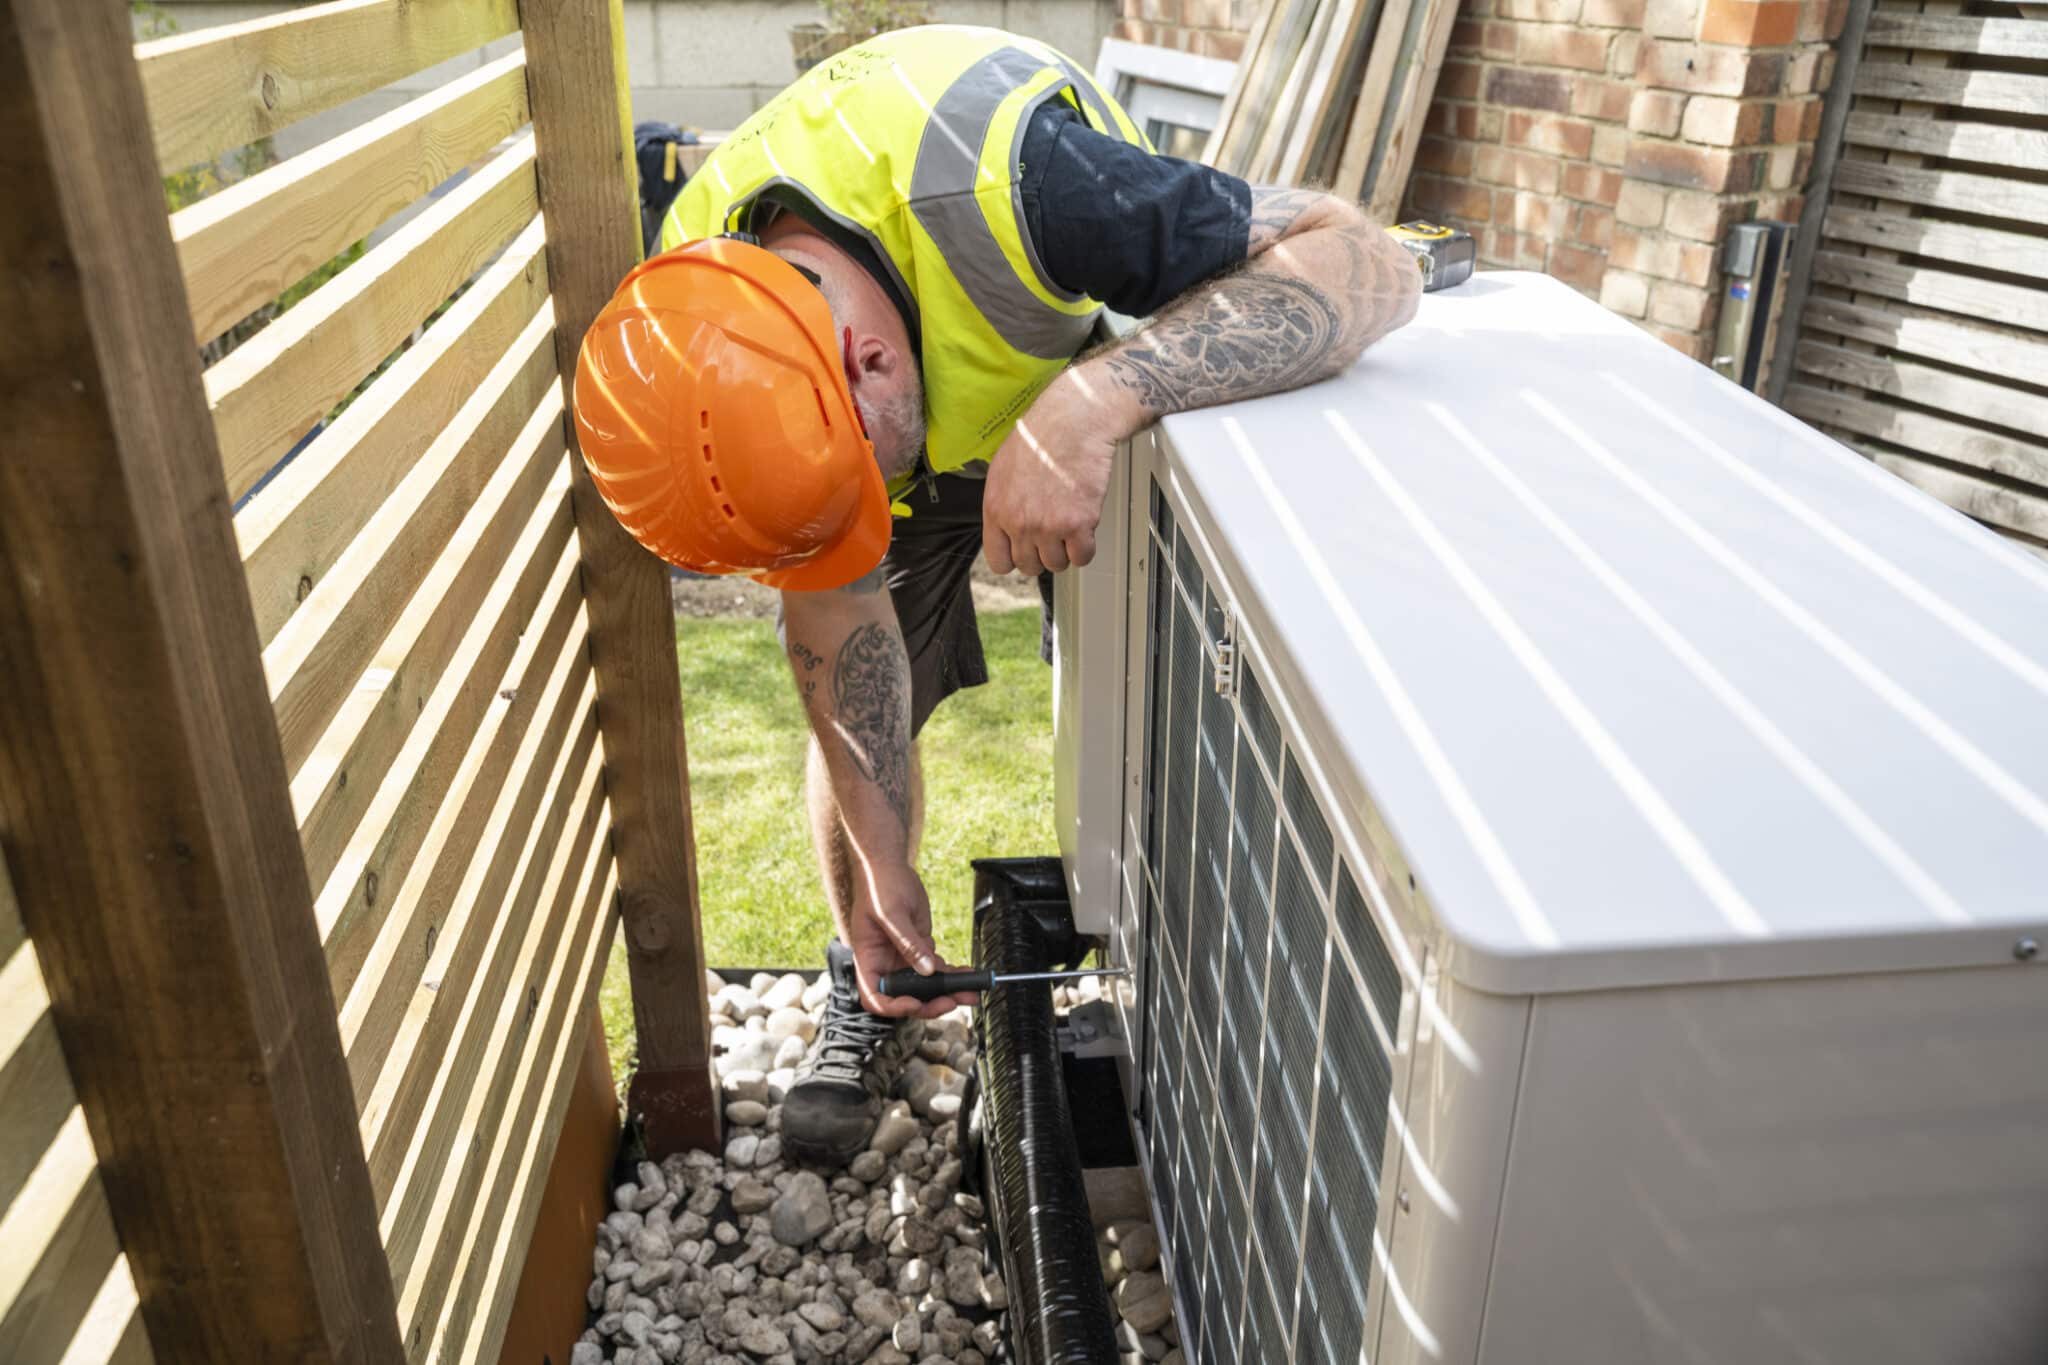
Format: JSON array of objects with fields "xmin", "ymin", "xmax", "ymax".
[
  {"xmin": 780, "ymin": 568, "xmax": 914, "ymax": 863},
  {"xmin": 1086, "ymin": 185, "xmax": 1421, "ymax": 421}
]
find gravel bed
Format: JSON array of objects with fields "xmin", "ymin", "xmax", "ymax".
[{"xmin": 577, "ymin": 972, "xmax": 1182, "ymax": 1364}]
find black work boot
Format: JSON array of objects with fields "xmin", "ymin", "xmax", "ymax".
[{"xmin": 782, "ymin": 939, "xmax": 923, "ymax": 1168}]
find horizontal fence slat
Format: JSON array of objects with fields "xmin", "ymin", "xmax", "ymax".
[
  {"xmin": 1859, "ymin": 444, "xmax": 2048, "ymax": 542},
  {"xmin": 1809, "ymin": 249, "xmax": 2048, "ymax": 334},
  {"xmin": 384, "ymin": 750, "xmax": 606, "ymax": 1299},
  {"xmin": 208, "ymin": 136, "xmax": 541, "ymax": 503},
  {"xmin": 292, "ymin": 351, "xmax": 564, "ymax": 889},
  {"xmin": 442, "ymin": 844, "xmax": 620, "ymax": 1365},
  {"xmin": 1821, "ymin": 206, "xmax": 2048, "ymax": 285},
  {"xmin": 339, "ymin": 593, "xmax": 595, "ymax": 1106},
  {"xmin": 172, "ymin": 51, "xmax": 529, "ymax": 345},
  {"xmin": 238, "ymin": 219, "xmax": 549, "ymax": 646},
  {"xmin": 1831, "ymin": 156, "xmax": 2048, "ymax": 228},
  {"xmin": 361, "ymin": 701, "xmax": 602, "ymax": 1210},
  {"xmin": 271, "ymin": 312, "xmax": 560, "ymax": 777},
  {"xmin": 53, "ymin": 1257, "xmax": 151, "ymax": 1365},
  {"xmin": 1852, "ymin": 61, "xmax": 2048, "ymax": 117},
  {"xmin": 1841, "ymin": 112, "xmax": 2048, "ymax": 174},
  {"xmin": 1861, "ymin": 11, "xmax": 2048, "ymax": 60},
  {"xmin": 1799, "ymin": 294, "xmax": 2048, "ymax": 381},
  {"xmin": 0, "ymin": 880, "xmax": 153, "ymax": 1365},
  {"xmin": 315, "ymin": 538, "xmax": 583, "ymax": 1000},
  {"xmin": 1785, "ymin": 384, "xmax": 2048, "ymax": 489},
  {"xmin": 0, "ymin": 865, "xmax": 18, "ymax": 964},
  {"xmin": 1796, "ymin": 340, "xmax": 2048, "ymax": 444},
  {"xmin": 0, "ymin": 1110, "xmax": 121, "ymax": 1363},
  {"xmin": 139, "ymin": 0, "xmax": 521, "ymax": 174},
  {"xmin": 1, "ymin": 923, "xmax": 64, "ymax": 1209},
  {"xmin": 0, "ymin": 1006, "xmax": 73, "ymax": 1219}
]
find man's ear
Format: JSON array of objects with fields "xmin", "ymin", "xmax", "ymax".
[{"xmin": 847, "ymin": 330, "xmax": 902, "ymax": 387}]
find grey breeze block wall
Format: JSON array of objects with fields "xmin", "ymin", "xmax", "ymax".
[{"xmin": 147, "ymin": 0, "xmax": 1122, "ymax": 160}]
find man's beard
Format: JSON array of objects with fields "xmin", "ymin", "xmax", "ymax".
[{"xmin": 856, "ymin": 385, "xmax": 928, "ymax": 482}]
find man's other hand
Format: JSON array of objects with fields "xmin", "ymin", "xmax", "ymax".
[
  {"xmin": 982, "ymin": 368, "xmax": 1142, "ymax": 578},
  {"xmin": 844, "ymin": 860, "xmax": 977, "ymax": 1019}
]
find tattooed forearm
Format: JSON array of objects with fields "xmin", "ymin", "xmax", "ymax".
[
  {"xmin": 830, "ymin": 622, "xmax": 912, "ymax": 831},
  {"xmin": 1246, "ymin": 186, "xmax": 1323, "ymax": 252},
  {"xmin": 1099, "ymin": 273, "xmax": 1342, "ymax": 414},
  {"xmin": 1088, "ymin": 185, "xmax": 1421, "ymax": 424}
]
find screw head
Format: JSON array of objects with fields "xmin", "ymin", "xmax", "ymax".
[{"xmin": 2017, "ymin": 938, "xmax": 2040, "ymax": 962}]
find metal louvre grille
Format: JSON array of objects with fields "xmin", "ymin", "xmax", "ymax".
[
  {"xmin": 1236, "ymin": 1252, "xmax": 1269, "ymax": 1358},
  {"xmin": 1338, "ymin": 866, "xmax": 1403, "ymax": 1045},
  {"xmin": 1297, "ymin": 978, "xmax": 1392, "ymax": 1365},
  {"xmin": 1136, "ymin": 475, "xmax": 1407, "ymax": 1364},
  {"xmin": 1144, "ymin": 493, "xmax": 1174, "ymax": 875},
  {"xmin": 1161, "ymin": 590, "xmax": 1202, "ymax": 955}
]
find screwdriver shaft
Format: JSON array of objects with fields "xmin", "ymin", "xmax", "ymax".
[{"xmin": 876, "ymin": 966, "xmax": 1127, "ymax": 1001}]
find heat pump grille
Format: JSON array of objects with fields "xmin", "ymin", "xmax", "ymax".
[
  {"xmin": 1338, "ymin": 867, "xmax": 1403, "ymax": 1054},
  {"xmin": 1143, "ymin": 494, "xmax": 1173, "ymax": 874},
  {"xmin": 1136, "ymin": 475, "xmax": 1405, "ymax": 1364},
  {"xmin": 1297, "ymin": 975, "xmax": 1392, "ymax": 1364},
  {"xmin": 1208, "ymin": 1159, "xmax": 1251, "ymax": 1358},
  {"xmin": 1244, "ymin": 1255, "xmax": 1285, "ymax": 1361},
  {"xmin": 1215, "ymin": 750, "xmax": 1273, "ymax": 1195},
  {"xmin": 1199, "ymin": 1238, "xmax": 1231, "ymax": 1365}
]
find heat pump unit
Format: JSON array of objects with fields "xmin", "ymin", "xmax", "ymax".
[{"xmin": 1053, "ymin": 274, "xmax": 2048, "ymax": 1365}]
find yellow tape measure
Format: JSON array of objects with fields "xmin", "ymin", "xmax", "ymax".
[{"xmin": 1387, "ymin": 220, "xmax": 1476, "ymax": 293}]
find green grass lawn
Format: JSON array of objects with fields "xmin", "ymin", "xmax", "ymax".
[{"xmin": 600, "ymin": 607, "xmax": 1056, "ymax": 1082}]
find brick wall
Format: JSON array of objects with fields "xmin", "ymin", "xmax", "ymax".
[
  {"xmin": 1115, "ymin": 0, "xmax": 1840, "ymax": 362},
  {"xmin": 1411, "ymin": 0, "xmax": 1839, "ymax": 358},
  {"xmin": 1114, "ymin": 0, "xmax": 1262, "ymax": 59}
]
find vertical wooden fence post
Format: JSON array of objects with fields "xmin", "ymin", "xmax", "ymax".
[
  {"xmin": 519, "ymin": 0, "xmax": 721, "ymax": 1155},
  {"xmin": 0, "ymin": 0, "xmax": 405, "ymax": 1358}
]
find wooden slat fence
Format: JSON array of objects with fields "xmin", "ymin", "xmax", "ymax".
[
  {"xmin": 0, "ymin": 0, "xmax": 717, "ymax": 1358},
  {"xmin": 0, "ymin": 860, "xmax": 153, "ymax": 1365},
  {"xmin": 1778, "ymin": 0, "xmax": 2048, "ymax": 556}
]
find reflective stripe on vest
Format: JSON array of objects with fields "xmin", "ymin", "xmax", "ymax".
[
  {"xmin": 911, "ymin": 46, "xmax": 1088, "ymax": 360},
  {"xmin": 660, "ymin": 27, "xmax": 1150, "ymax": 476}
]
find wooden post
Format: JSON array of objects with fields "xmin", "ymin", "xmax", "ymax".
[
  {"xmin": 519, "ymin": 0, "xmax": 720, "ymax": 1155},
  {"xmin": 0, "ymin": 0, "xmax": 405, "ymax": 1359}
]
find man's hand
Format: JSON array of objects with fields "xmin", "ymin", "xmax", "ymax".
[
  {"xmin": 841, "ymin": 860, "xmax": 977, "ymax": 1019},
  {"xmin": 982, "ymin": 367, "xmax": 1141, "ymax": 578},
  {"xmin": 982, "ymin": 188, "xmax": 1418, "ymax": 579}
]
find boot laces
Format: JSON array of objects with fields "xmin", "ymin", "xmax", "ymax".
[{"xmin": 811, "ymin": 984, "xmax": 898, "ymax": 1089}]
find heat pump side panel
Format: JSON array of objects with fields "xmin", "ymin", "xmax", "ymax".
[
  {"xmin": 1054, "ymin": 441, "xmax": 1134, "ymax": 939},
  {"xmin": 1371, "ymin": 969, "xmax": 1531, "ymax": 1365},
  {"xmin": 1475, "ymin": 966, "xmax": 2048, "ymax": 1365}
]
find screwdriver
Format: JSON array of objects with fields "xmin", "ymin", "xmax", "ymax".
[{"xmin": 876, "ymin": 966, "xmax": 1129, "ymax": 1001}]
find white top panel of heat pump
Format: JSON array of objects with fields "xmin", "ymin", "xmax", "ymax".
[{"xmin": 1156, "ymin": 271, "xmax": 2048, "ymax": 994}]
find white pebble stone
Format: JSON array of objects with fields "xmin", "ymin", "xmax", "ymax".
[
  {"xmin": 766, "ymin": 1006, "xmax": 815, "ymax": 1044},
  {"xmin": 722, "ymin": 1070, "xmax": 769, "ymax": 1105},
  {"xmin": 869, "ymin": 1103, "xmax": 918, "ymax": 1157},
  {"xmin": 761, "ymin": 973, "xmax": 806, "ymax": 1011},
  {"xmin": 892, "ymin": 1317, "xmax": 922, "ymax": 1353},
  {"xmin": 772, "ymin": 1034, "xmax": 809, "ymax": 1071}
]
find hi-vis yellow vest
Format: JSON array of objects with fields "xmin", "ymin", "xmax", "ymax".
[{"xmin": 661, "ymin": 26, "xmax": 1149, "ymax": 478}]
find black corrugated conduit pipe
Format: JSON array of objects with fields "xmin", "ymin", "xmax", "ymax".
[{"xmin": 964, "ymin": 857, "xmax": 1118, "ymax": 1364}]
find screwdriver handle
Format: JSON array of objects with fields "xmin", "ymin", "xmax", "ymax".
[{"xmin": 877, "ymin": 968, "xmax": 993, "ymax": 1001}]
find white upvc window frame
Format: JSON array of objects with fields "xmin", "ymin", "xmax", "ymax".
[{"xmin": 1092, "ymin": 37, "xmax": 1237, "ymax": 158}]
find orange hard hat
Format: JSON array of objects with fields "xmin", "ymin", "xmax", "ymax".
[{"xmin": 572, "ymin": 236, "xmax": 890, "ymax": 591}]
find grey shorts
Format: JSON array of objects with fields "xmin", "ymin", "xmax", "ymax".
[{"xmin": 885, "ymin": 470, "xmax": 1054, "ymax": 737}]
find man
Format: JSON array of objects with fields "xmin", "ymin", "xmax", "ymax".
[{"xmin": 574, "ymin": 24, "xmax": 1420, "ymax": 1166}]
